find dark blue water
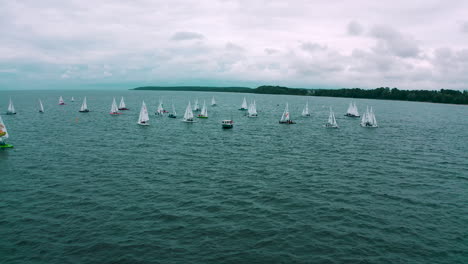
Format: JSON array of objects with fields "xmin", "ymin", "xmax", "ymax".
[{"xmin": 1, "ymin": 90, "xmax": 467, "ymax": 263}]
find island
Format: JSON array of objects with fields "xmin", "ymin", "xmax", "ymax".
[{"xmin": 133, "ymin": 85, "xmax": 468, "ymax": 105}]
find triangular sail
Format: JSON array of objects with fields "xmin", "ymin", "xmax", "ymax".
[
  {"xmin": 71, "ymin": 97, "xmax": 75, "ymax": 102},
  {"xmin": 302, "ymin": 101, "xmax": 309, "ymax": 116},
  {"xmin": 157, "ymin": 100, "xmax": 164, "ymax": 114},
  {"xmin": 119, "ymin": 97, "xmax": 126, "ymax": 108},
  {"xmin": 39, "ymin": 99, "xmax": 44, "ymax": 112},
  {"xmin": 81, "ymin": 97, "xmax": 88, "ymax": 111},
  {"xmin": 138, "ymin": 101, "xmax": 149, "ymax": 124},
  {"xmin": 280, "ymin": 103, "xmax": 290, "ymax": 122},
  {"xmin": 193, "ymin": 99, "xmax": 200, "ymax": 111},
  {"xmin": 0, "ymin": 115, "xmax": 9, "ymax": 139},
  {"xmin": 184, "ymin": 101, "xmax": 194, "ymax": 120},
  {"xmin": 7, "ymin": 98, "xmax": 15, "ymax": 114},
  {"xmin": 211, "ymin": 96, "xmax": 216, "ymax": 106},
  {"xmin": 241, "ymin": 97, "xmax": 248, "ymax": 109},
  {"xmin": 327, "ymin": 107, "xmax": 338, "ymax": 127},
  {"xmin": 110, "ymin": 97, "xmax": 119, "ymax": 113},
  {"xmin": 248, "ymin": 100, "xmax": 257, "ymax": 117},
  {"xmin": 201, "ymin": 101, "xmax": 208, "ymax": 117},
  {"xmin": 59, "ymin": 96, "xmax": 65, "ymax": 105},
  {"xmin": 171, "ymin": 104, "xmax": 176, "ymax": 116}
]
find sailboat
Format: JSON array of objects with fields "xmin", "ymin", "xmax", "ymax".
[
  {"xmin": 168, "ymin": 103, "xmax": 177, "ymax": 118},
  {"xmin": 360, "ymin": 106, "xmax": 378, "ymax": 127},
  {"xmin": 79, "ymin": 97, "xmax": 90, "ymax": 112},
  {"xmin": 302, "ymin": 101, "xmax": 310, "ymax": 117},
  {"xmin": 211, "ymin": 96, "xmax": 217, "ymax": 106},
  {"xmin": 345, "ymin": 102, "xmax": 360, "ymax": 117},
  {"xmin": 279, "ymin": 103, "xmax": 295, "ymax": 124},
  {"xmin": 155, "ymin": 100, "xmax": 165, "ymax": 115},
  {"xmin": 197, "ymin": 101, "xmax": 208, "ymax": 118},
  {"xmin": 0, "ymin": 115, "xmax": 13, "ymax": 148},
  {"xmin": 39, "ymin": 99, "xmax": 44, "ymax": 113},
  {"xmin": 6, "ymin": 98, "xmax": 16, "ymax": 115},
  {"xmin": 71, "ymin": 97, "xmax": 75, "ymax": 102},
  {"xmin": 137, "ymin": 101, "xmax": 150, "ymax": 126},
  {"xmin": 110, "ymin": 97, "xmax": 121, "ymax": 115},
  {"xmin": 58, "ymin": 96, "xmax": 65, "ymax": 105},
  {"xmin": 239, "ymin": 97, "xmax": 248, "ymax": 110},
  {"xmin": 247, "ymin": 100, "xmax": 258, "ymax": 117},
  {"xmin": 193, "ymin": 98, "xmax": 201, "ymax": 112},
  {"xmin": 183, "ymin": 101, "xmax": 196, "ymax": 122},
  {"xmin": 118, "ymin": 97, "xmax": 129, "ymax": 110},
  {"xmin": 325, "ymin": 107, "xmax": 339, "ymax": 128}
]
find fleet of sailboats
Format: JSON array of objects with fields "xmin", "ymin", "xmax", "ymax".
[
  {"xmin": 0, "ymin": 96, "xmax": 380, "ymax": 149},
  {"xmin": 79, "ymin": 97, "xmax": 89, "ymax": 112},
  {"xmin": 247, "ymin": 100, "xmax": 258, "ymax": 117},
  {"xmin": 279, "ymin": 103, "xmax": 295, "ymax": 124},
  {"xmin": 118, "ymin": 97, "xmax": 129, "ymax": 110},
  {"xmin": 361, "ymin": 106, "xmax": 378, "ymax": 127},
  {"xmin": 325, "ymin": 107, "xmax": 338, "ymax": 128},
  {"xmin": 345, "ymin": 102, "xmax": 359, "ymax": 117},
  {"xmin": 138, "ymin": 101, "xmax": 150, "ymax": 126},
  {"xmin": 110, "ymin": 97, "xmax": 121, "ymax": 115},
  {"xmin": 6, "ymin": 98, "xmax": 15, "ymax": 115},
  {"xmin": 183, "ymin": 101, "xmax": 196, "ymax": 122},
  {"xmin": 39, "ymin": 99, "xmax": 44, "ymax": 113},
  {"xmin": 197, "ymin": 101, "xmax": 208, "ymax": 118}
]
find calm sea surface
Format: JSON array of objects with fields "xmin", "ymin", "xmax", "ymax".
[{"xmin": 1, "ymin": 90, "xmax": 467, "ymax": 264}]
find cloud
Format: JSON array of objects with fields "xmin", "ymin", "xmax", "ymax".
[
  {"xmin": 300, "ymin": 42, "xmax": 327, "ymax": 53},
  {"xmin": 461, "ymin": 21, "xmax": 468, "ymax": 33},
  {"xmin": 170, "ymin": 31, "xmax": 204, "ymax": 41},
  {"xmin": 347, "ymin": 21, "xmax": 364, "ymax": 36},
  {"xmin": 369, "ymin": 25, "xmax": 420, "ymax": 58}
]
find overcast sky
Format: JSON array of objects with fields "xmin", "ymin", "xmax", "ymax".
[{"xmin": 1, "ymin": 0, "xmax": 468, "ymax": 90}]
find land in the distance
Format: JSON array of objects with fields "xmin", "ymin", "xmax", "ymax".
[{"xmin": 133, "ymin": 85, "xmax": 468, "ymax": 105}]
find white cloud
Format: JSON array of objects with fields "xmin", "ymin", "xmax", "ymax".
[{"xmin": 0, "ymin": 0, "xmax": 467, "ymax": 90}]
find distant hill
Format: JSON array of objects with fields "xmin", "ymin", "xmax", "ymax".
[{"xmin": 132, "ymin": 85, "xmax": 468, "ymax": 105}]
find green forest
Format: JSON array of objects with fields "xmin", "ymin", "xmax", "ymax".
[{"xmin": 134, "ymin": 85, "xmax": 468, "ymax": 105}]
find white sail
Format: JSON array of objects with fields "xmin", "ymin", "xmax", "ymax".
[
  {"xmin": 80, "ymin": 97, "xmax": 88, "ymax": 111},
  {"xmin": 302, "ymin": 101, "xmax": 309, "ymax": 116},
  {"xmin": 39, "ymin": 99, "xmax": 44, "ymax": 112},
  {"xmin": 200, "ymin": 101, "xmax": 208, "ymax": 117},
  {"xmin": 157, "ymin": 100, "xmax": 164, "ymax": 114},
  {"xmin": 0, "ymin": 115, "xmax": 9, "ymax": 139},
  {"xmin": 110, "ymin": 97, "xmax": 119, "ymax": 113},
  {"xmin": 353, "ymin": 102, "xmax": 359, "ymax": 116},
  {"xmin": 119, "ymin": 97, "xmax": 126, "ymax": 109},
  {"xmin": 171, "ymin": 104, "xmax": 176, "ymax": 116},
  {"xmin": 248, "ymin": 100, "xmax": 257, "ymax": 117},
  {"xmin": 184, "ymin": 101, "xmax": 194, "ymax": 121},
  {"xmin": 370, "ymin": 107, "xmax": 377, "ymax": 127},
  {"xmin": 361, "ymin": 106, "xmax": 377, "ymax": 127},
  {"xmin": 7, "ymin": 98, "xmax": 15, "ymax": 114},
  {"xmin": 326, "ymin": 107, "xmax": 338, "ymax": 128},
  {"xmin": 280, "ymin": 103, "xmax": 290, "ymax": 122},
  {"xmin": 193, "ymin": 98, "xmax": 200, "ymax": 111},
  {"xmin": 211, "ymin": 96, "xmax": 216, "ymax": 106},
  {"xmin": 138, "ymin": 101, "xmax": 149, "ymax": 125},
  {"xmin": 71, "ymin": 97, "xmax": 75, "ymax": 102},
  {"xmin": 59, "ymin": 96, "xmax": 65, "ymax": 105},
  {"xmin": 241, "ymin": 97, "xmax": 248, "ymax": 109}
]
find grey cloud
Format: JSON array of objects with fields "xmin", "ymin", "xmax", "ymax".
[
  {"xmin": 170, "ymin": 31, "xmax": 204, "ymax": 41},
  {"xmin": 300, "ymin": 42, "xmax": 327, "ymax": 53},
  {"xmin": 347, "ymin": 21, "xmax": 364, "ymax": 36},
  {"xmin": 461, "ymin": 22, "xmax": 468, "ymax": 33},
  {"xmin": 264, "ymin": 48, "xmax": 279, "ymax": 55},
  {"xmin": 370, "ymin": 25, "xmax": 420, "ymax": 58}
]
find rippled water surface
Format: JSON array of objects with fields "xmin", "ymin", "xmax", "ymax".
[{"xmin": 1, "ymin": 90, "xmax": 467, "ymax": 264}]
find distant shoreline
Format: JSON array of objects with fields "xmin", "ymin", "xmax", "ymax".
[{"xmin": 132, "ymin": 85, "xmax": 468, "ymax": 105}]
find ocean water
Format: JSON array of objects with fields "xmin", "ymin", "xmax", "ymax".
[{"xmin": 0, "ymin": 90, "xmax": 467, "ymax": 264}]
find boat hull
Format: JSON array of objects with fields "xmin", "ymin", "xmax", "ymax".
[
  {"xmin": 110, "ymin": 112, "xmax": 122, "ymax": 115},
  {"xmin": 6, "ymin": 112, "xmax": 16, "ymax": 115},
  {"xmin": 279, "ymin": 121, "xmax": 296, "ymax": 124},
  {"xmin": 182, "ymin": 119, "xmax": 197, "ymax": 123},
  {"xmin": 79, "ymin": 110, "xmax": 90, "ymax": 113},
  {"xmin": 138, "ymin": 122, "xmax": 149, "ymax": 126},
  {"xmin": 345, "ymin": 114, "xmax": 360, "ymax": 117},
  {"xmin": 118, "ymin": 108, "xmax": 130, "ymax": 110},
  {"xmin": 197, "ymin": 116, "xmax": 208, "ymax": 119},
  {"xmin": 0, "ymin": 144, "xmax": 13, "ymax": 148},
  {"xmin": 222, "ymin": 125, "xmax": 233, "ymax": 129}
]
